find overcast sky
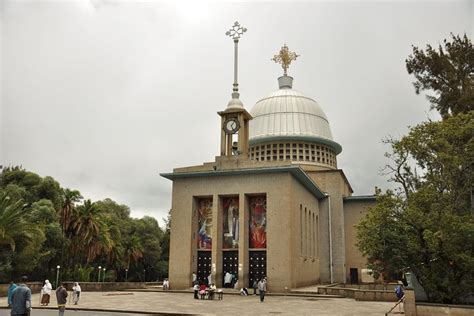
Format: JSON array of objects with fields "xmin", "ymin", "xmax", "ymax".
[{"xmin": 1, "ymin": 0, "xmax": 473, "ymax": 227}]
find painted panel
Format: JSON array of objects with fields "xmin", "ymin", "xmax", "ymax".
[
  {"xmin": 222, "ymin": 197, "xmax": 239, "ymax": 249},
  {"xmin": 197, "ymin": 198, "xmax": 213, "ymax": 249},
  {"xmin": 249, "ymin": 195, "xmax": 267, "ymax": 249}
]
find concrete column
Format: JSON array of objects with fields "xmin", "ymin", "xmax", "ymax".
[
  {"xmin": 238, "ymin": 193, "xmax": 249, "ymax": 287},
  {"xmin": 211, "ymin": 195, "xmax": 221, "ymax": 286},
  {"xmin": 220, "ymin": 117, "xmax": 226, "ymax": 156},
  {"xmin": 404, "ymin": 288, "xmax": 417, "ymax": 316}
]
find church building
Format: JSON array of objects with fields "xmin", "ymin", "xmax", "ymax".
[{"xmin": 161, "ymin": 22, "xmax": 376, "ymax": 291}]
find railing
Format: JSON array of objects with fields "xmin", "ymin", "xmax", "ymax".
[{"xmin": 385, "ymin": 295, "xmax": 405, "ymax": 315}]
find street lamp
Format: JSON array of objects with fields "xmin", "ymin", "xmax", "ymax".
[
  {"xmin": 143, "ymin": 269, "xmax": 146, "ymax": 282},
  {"xmin": 103, "ymin": 268, "xmax": 106, "ymax": 282},
  {"xmin": 125, "ymin": 269, "xmax": 128, "ymax": 282},
  {"xmin": 98, "ymin": 266, "xmax": 102, "ymax": 282},
  {"xmin": 56, "ymin": 265, "xmax": 61, "ymax": 288}
]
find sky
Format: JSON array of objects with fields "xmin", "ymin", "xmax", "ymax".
[{"xmin": 1, "ymin": 0, "xmax": 473, "ymax": 227}]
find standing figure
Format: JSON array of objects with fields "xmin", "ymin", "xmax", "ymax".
[
  {"xmin": 41, "ymin": 280, "xmax": 52, "ymax": 306},
  {"xmin": 207, "ymin": 273, "xmax": 212, "ymax": 286},
  {"xmin": 162, "ymin": 279, "xmax": 169, "ymax": 290},
  {"xmin": 252, "ymin": 279, "xmax": 258, "ymax": 295},
  {"xmin": 56, "ymin": 282, "xmax": 68, "ymax": 316},
  {"xmin": 72, "ymin": 282, "xmax": 81, "ymax": 305},
  {"xmin": 10, "ymin": 276, "xmax": 31, "ymax": 316},
  {"xmin": 224, "ymin": 272, "xmax": 232, "ymax": 288},
  {"xmin": 7, "ymin": 281, "xmax": 17, "ymax": 308},
  {"xmin": 192, "ymin": 272, "xmax": 197, "ymax": 285},
  {"xmin": 257, "ymin": 278, "xmax": 267, "ymax": 302}
]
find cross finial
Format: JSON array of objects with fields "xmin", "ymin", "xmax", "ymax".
[
  {"xmin": 272, "ymin": 44, "xmax": 299, "ymax": 76},
  {"xmin": 225, "ymin": 21, "xmax": 247, "ymax": 41}
]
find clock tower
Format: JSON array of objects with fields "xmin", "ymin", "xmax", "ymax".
[{"xmin": 218, "ymin": 21, "xmax": 252, "ymax": 158}]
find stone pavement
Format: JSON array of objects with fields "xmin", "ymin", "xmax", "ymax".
[{"xmin": 0, "ymin": 291, "xmax": 394, "ymax": 316}]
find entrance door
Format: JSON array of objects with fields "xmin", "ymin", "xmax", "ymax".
[
  {"xmin": 197, "ymin": 251, "xmax": 212, "ymax": 284},
  {"xmin": 222, "ymin": 250, "xmax": 238, "ymax": 287},
  {"xmin": 249, "ymin": 251, "xmax": 266, "ymax": 286},
  {"xmin": 350, "ymin": 268, "xmax": 359, "ymax": 284}
]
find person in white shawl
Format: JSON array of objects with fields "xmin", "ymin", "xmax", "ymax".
[
  {"xmin": 72, "ymin": 282, "xmax": 81, "ymax": 305},
  {"xmin": 40, "ymin": 280, "xmax": 52, "ymax": 306}
]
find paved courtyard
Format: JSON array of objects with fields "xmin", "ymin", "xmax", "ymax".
[{"xmin": 0, "ymin": 291, "xmax": 394, "ymax": 316}]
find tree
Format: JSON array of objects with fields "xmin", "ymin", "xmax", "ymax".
[
  {"xmin": 357, "ymin": 112, "xmax": 474, "ymax": 303},
  {"xmin": 406, "ymin": 33, "xmax": 474, "ymax": 118}
]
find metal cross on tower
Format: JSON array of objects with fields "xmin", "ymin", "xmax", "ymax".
[
  {"xmin": 272, "ymin": 44, "xmax": 299, "ymax": 76},
  {"xmin": 225, "ymin": 21, "xmax": 247, "ymax": 99}
]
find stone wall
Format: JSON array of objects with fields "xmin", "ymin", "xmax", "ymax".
[
  {"xmin": 317, "ymin": 285, "xmax": 397, "ymax": 301},
  {"xmin": 0, "ymin": 283, "xmax": 42, "ymax": 296},
  {"xmin": 415, "ymin": 303, "xmax": 474, "ymax": 316},
  {"xmin": 0, "ymin": 282, "xmax": 148, "ymax": 296}
]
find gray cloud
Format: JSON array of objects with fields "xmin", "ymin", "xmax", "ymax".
[{"xmin": 1, "ymin": 1, "xmax": 472, "ymax": 226}]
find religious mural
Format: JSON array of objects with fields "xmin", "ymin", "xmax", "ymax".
[
  {"xmin": 197, "ymin": 198, "xmax": 213, "ymax": 249},
  {"xmin": 222, "ymin": 197, "xmax": 239, "ymax": 249},
  {"xmin": 249, "ymin": 195, "xmax": 267, "ymax": 248}
]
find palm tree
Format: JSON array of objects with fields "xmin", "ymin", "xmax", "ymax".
[
  {"xmin": 71, "ymin": 199, "xmax": 101, "ymax": 245},
  {"xmin": 60, "ymin": 188, "xmax": 82, "ymax": 233},
  {"xmin": 0, "ymin": 191, "xmax": 40, "ymax": 250},
  {"xmin": 123, "ymin": 234, "xmax": 144, "ymax": 270}
]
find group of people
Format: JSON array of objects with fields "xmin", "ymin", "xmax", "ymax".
[
  {"xmin": 7, "ymin": 277, "xmax": 83, "ymax": 316},
  {"xmin": 191, "ymin": 272, "xmax": 268, "ymax": 303}
]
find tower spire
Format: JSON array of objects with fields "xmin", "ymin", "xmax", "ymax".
[
  {"xmin": 272, "ymin": 44, "xmax": 299, "ymax": 76},
  {"xmin": 225, "ymin": 21, "xmax": 247, "ymax": 101}
]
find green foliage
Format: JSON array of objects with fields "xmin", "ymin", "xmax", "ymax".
[
  {"xmin": 357, "ymin": 112, "xmax": 474, "ymax": 303},
  {"xmin": 359, "ymin": 34, "xmax": 473, "ymax": 304},
  {"xmin": 406, "ymin": 34, "xmax": 474, "ymax": 118},
  {"xmin": 0, "ymin": 166, "xmax": 169, "ymax": 283}
]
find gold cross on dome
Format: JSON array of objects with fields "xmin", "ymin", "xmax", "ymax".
[{"xmin": 272, "ymin": 44, "xmax": 299, "ymax": 76}]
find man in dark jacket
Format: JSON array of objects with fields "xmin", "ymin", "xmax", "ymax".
[
  {"xmin": 56, "ymin": 282, "xmax": 68, "ymax": 316},
  {"xmin": 10, "ymin": 276, "xmax": 31, "ymax": 316}
]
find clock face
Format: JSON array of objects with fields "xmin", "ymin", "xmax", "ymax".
[{"xmin": 224, "ymin": 118, "xmax": 240, "ymax": 134}]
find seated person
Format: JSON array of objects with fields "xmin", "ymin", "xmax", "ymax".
[
  {"xmin": 240, "ymin": 287, "xmax": 249, "ymax": 296},
  {"xmin": 199, "ymin": 284, "xmax": 207, "ymax": 299},
  {"xmin": 208, "ymin": 283, "xmax": 217, "ymax": 300}
]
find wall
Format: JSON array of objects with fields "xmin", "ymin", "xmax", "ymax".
[
  {"xmin": 307, "ymin": 169, "xmax": 352, "ymax": 283},
  {"xmin": 343, "ymin": 200, "xmax": 375, "ymax": 283},
  {"xmin": 0, "ymin": 282, "xmax": 148, "ymax": 297},
  {"xmin": 415, "ymin": 303, "xmax": 474, "ymax": 316},
  {"xmin": 168, "ymin": 172, "xmax": 296, "ymax": 291},
  {"xmin": 290, "ymin": 176, "xmax": 320, "ymax": 288}
]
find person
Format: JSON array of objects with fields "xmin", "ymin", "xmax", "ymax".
[
  {"xmin": 257, "ymin": 278, "xmax": 267, "ymax": 302},
  {"xmin": 199, "ymin": 283, "xmax": 207, "ymax": 300},
  {"xmin": 193, "ymin": 283, "xmax": 199, "ymax": 299},
  {"xmin": 162, "ymin": 279, "xmax": 169, "ymax": 290},
  {"xmin": 252, "ymin": 279, "xmax": 258, "ymax": 295},
  {"xmin": 233, "ymin": 279, "xmax": 239, "ymax": 290},
  {"xmin": 192, "ymin": 272, "xmax": 197, "ymax": 285},
  {"xmin": 56, "ymin": 282, "xmax": 68, "ymax": 316},
  {"xmin": 208, "ymin": 283, "xmax": 217, "ymax": 300},
  {"xmin": 41, "ymin": 280, "xmax": 52, "ymax": 306},
  {"xmin": 72, "ymin": 282, "xmax": 81, "ymax": 305},
  {"xmin": 224, "ymin": 271, "xmax": 232, "ymax": 288},
  {"xmin": 7, "ymin": 281, "xmax": 17, "ymax": 308},
  {"xmin": 207, "ymin": 273, "xmax": 212, "ymax": 286},
  {"xmin": 10, "ymin": 276, "xmax": 31, "ymax": 316},
  {"xmin": 240, "ymin": 287, "xmax": 248, "ymax": 296},
  {"xmin": 395, "ymin": 282, "xmax": 405, "ymax": 300},
  {"xmin": 395, "ymin": 282, "xmax": 405, "ymax": 313}
]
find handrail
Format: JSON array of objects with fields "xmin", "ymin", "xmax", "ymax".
[{"xmin": 385, "ymin": 295, "xmax": 405, "ymax": 315}]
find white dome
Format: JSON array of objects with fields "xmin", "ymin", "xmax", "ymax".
[{"xmin": 249, "ymin": 76, "xmax": 342, "ymax": 154}]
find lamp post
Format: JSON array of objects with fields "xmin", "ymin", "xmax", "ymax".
[
  {"xmin": 125, "ymin": 269, "xmax": 128, "ymax": 282},
  {"xmin": 143, "ymin": 269, "xmax": 146, "ymax": 283},
  {"xmin": 56, "ymin": 265, "xmax": 61, "ymax": 288},
  {"xmin": 98, "ymin": 266, "xmax": 102, "ymax": 282},
  {"xmin": 103, "ymin": 268, "xmax": 106, "ymax": 282}
]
